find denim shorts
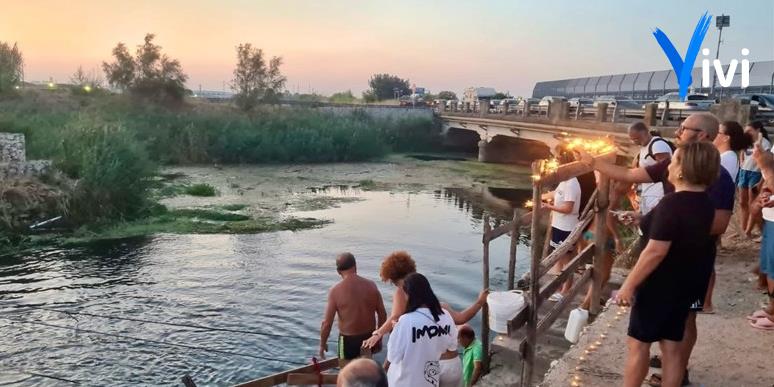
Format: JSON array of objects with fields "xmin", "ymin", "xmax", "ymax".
[{"xmin": 737, "ymin": 169, "xmax": 762, "ymax": 188}]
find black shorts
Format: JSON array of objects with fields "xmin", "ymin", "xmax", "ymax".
[
  {"xmin": 628, "ymin": 295, "xmax": 691, "ymax": 343},
  {"xmin": 549, "ymin": 227, "xmax": 574, "ymax": 249},
  {"xmin": 338, "ymin": 333, "xmax": 381, "ymax": 360}
]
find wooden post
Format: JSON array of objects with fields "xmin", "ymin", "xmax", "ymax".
[
  {"xmin": 508, "ymin": 209, "xmax": 520, "ymax": 290},
  {"xmin": 590, "ymin": 174, "xmax": 610, "ymax": 316},
  {"xmin": 482, "ymin": 216, "xmax": 491, "ymax": 372},
  {"xmin": 596, "ymin": 102, "xmax": 608, "ymax": 122},
  {"xmin": 523, "ymin": 100, "xmax": 531, "ymax": 118},
  {"xmin": 521, "ymin": 160, "xmax": 543, "ymax": 387},
  {"xmin": 660, "ymin": 100, "xmax": 670, "ymax": 126}
]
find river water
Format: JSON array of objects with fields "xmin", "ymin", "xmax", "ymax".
[{"xmin": 0, "ymin": 187, "xmax": 533, "ymax": 386}]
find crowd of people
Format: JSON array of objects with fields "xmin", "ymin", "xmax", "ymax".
[
  {"xmin": 321, "ymin": 251, "xmax": 487, "ymax": 387},
  {"xmin": 571, "ymin": 113, "xmax": 773, "ymax": 387},
  {"xmin": 321, "ymin": 113, "xmax": 773, "ymax": 387}
]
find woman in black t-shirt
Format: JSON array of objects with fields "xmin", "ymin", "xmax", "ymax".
[{"xmin": 616, "ymin": 142, "xmax": 719, "ymax": 387}]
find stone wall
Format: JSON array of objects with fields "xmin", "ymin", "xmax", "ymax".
[
  {"xmin": 0, "ymin": 133, "xmax": 26, "ymax": 163},
  {"xmin": 0, "ymin": 133, "xmax": 52, "ymax": 179}
]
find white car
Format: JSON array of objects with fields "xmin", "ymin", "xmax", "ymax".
[
  {"xmin": 653, "ymin": 92, "xmax": 713, "ymax": 110},
  {"xmin": 593, "ymin": 96, "xmax": 640, "ymax": 109},
  {"xmin": 568, "ymin": 98, "xmax": 593, "ymax": 108},
  {"xmin": 732, "ymin": 94, "xmax": 774, "ymax": 112},
  {"xmin": 538, "ymin": 96, "xmax": 567, "ymax": 107}
]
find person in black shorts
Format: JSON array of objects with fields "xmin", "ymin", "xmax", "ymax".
[{"xmin": 615, "ymin": 142, "xmax": 719, "ymax": 387}]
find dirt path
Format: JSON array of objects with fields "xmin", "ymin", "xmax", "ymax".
[{"xmin": 539, "ymin": 236, "xmax": 774, "ymax": 387}]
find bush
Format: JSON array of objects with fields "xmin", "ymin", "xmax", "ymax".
[
  {"xmin": 185, "ymin": 183, "xmax": 217, "ymax": 197},
  {"xmin": 55, "ymin": 119, "xmax": 156, "ymax": 224}
]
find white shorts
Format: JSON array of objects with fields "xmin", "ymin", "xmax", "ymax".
[
  {"xmin": 439, "ymin": 357, "xmax": 462, "ymax": 387},
  {"xmin": 639, "ymin": 195, "xmax": 663, "ymax": 216}
]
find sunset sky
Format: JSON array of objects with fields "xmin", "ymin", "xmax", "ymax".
[{"xmin": 2, "ymin": 0, "xmax": 772, "ymax": 97}]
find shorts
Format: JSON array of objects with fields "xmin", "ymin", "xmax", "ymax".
[
  {"xmin": 438, "ymin": 357, "xmax": 462, "ymax": 387},
  {"xmin": 760, "ymin": 220, "xmax": 774, "ymax": 278},
  {"xmin": 628, "ymin": 295, "xmax": 691, "ymax": 343},
  {"xmin": 550, "ymin": 227, "xmax": 574, "ymax": 249},
  {"xmin": 338, "ymin": 333, "xmax": 381, "ymax": 360},
  {"xmin": 582, "ymin": 230, "xmax": 616, "ymax": 252},
  {"xmin": 737, "ymin": 169, "xmax": 762, "ymax": 188}
]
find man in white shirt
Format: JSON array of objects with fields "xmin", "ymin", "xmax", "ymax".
[{"xmin": 628, "ymin": 122, "xmax": 673, "ymax": 214}]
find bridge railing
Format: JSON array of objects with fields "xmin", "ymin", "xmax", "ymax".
[{"xmin": 436, "ymin": 99, "xmax": 771, "ymax": 127}]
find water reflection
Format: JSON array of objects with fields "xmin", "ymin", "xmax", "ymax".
[{"xmin": 0, "ymin": 186, "xmax": 533, "ymax": 386}]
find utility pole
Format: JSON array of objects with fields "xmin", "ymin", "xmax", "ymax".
[{"xmin": 710, "ymin": 14, "xmax": 730, "ymax": 97}]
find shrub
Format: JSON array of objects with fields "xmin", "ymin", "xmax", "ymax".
[{"xmin": 185, "ymin": 183, "xmax": 217, "ymax": 197}]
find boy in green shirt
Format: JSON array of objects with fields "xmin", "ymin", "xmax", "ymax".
[{"xmin": 458, "ymin": 325, "xmax": 483, "ymax": 386}]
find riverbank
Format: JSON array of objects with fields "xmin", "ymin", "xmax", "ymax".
[{"xmin": 538, "ymin": 235, "xmax": 773, "ymax": 387}]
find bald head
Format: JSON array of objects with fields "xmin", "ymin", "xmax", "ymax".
[
  {"xmin": 336, "ymin": 252, "xmax": 356, "ymax": 273},
  {"xmin": 684, "ymin": 113, "xmax": 720, "ymax": 140},
  {"xmin": 337, "ymin": 359, "xmax": 387, "ymax": 387}
]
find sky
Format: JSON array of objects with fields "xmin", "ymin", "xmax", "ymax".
[{"xmin": 2, "ymin": 0, "xmax": 773, "ymax": 97}]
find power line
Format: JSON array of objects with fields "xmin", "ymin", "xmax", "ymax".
[
  {"xmin": 0, "ymin": 365, "xmax": 80, "ymax": 385},
  {"xmin": 8, "ymin": 305, "xmax": 333, "ymax": 343},
  {"xmin": 2, "ymin": 317, "xmax": 309, "ymax": 367}
]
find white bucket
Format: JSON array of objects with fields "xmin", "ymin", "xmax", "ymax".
[
  {"xmin": 564, "ymin": 308, "xmax": 589, "ymax": 343},
  {"xmin": 487, "ymin": 290, "xmax": 526, "ymax": 334}
]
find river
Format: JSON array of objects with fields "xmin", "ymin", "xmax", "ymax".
[{"xmin": 0, "ymin": 183, "xmax": 533, "ymax": 386}]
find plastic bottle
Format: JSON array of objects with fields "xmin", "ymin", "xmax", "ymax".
[{"xmin": 564, "ymin": 308, "xmax": 589, "ymax": 343}]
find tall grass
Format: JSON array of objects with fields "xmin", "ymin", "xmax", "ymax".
[{"xmin": 0, "ymin": 90, "xmax": 437, "ymax": 227}]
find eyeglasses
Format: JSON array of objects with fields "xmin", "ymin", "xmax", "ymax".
[{"xmin": 677, "ymin": 125, "xmax": 704, "ymax": 134}]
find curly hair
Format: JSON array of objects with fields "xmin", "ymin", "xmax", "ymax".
[{"xmin": 379, "ymin": 251, "xmax": 416, "ymax": 283}]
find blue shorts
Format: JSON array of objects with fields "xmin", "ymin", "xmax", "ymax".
[
  {"xmin": 737, "ymin": 169, "xmax": 762, "ymax": 188},
  {"xmin": 761, "ymin": 220, "xmax": 774, "ymax": 279},
  {"xmin": 550, "ymin": 227, "xmax": 572, "ymax": 249}
]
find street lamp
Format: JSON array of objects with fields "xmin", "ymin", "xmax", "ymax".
[{"xmin": 710, "ymin": 14, "xmax": 730, "ymax": 97}]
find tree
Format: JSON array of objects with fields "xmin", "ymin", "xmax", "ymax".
[
  {"xmin": 493, "ymin": 92, "xmax": 509, "ymax": 99},
  {"xmin": 437, "ymin": 91, "xmax": 457, "ymax": 100},
  {"xmin": 70, "ymin": 66, "xmax": 104, "ymax": 89},
  {"xmin": 232, "ymin": 43, "xmax": 287, "ymax": 111},
  {"xmin": 0, "ymin": 42, "xmax": 23, "ymax": 93},
  {"xmin": 330, "ymin": 90, "xmax": 356, "ymax": 103},
  {"xmin": 102, "ymin": 34, "xmax": 188, "ymax": 103},
  {"xmin": 367, "ymin": 73, "xmax": 410, "ymax": 101}
]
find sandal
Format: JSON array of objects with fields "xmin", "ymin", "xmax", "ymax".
[
  {"xmin": 750, "ymin": 317, "xmax": 774, "ymax": 330},
  {"xmin": 647, "ymin": 370, "xmax": 690, "ymax": 386},
  {"xmin": 746, "ymin": 310, "xmax": 773, "ymax": 321}
]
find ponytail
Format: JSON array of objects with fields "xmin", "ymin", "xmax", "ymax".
[{"xmin": 748, "ymin": 120, "xmax": 770, "ymax": 142}]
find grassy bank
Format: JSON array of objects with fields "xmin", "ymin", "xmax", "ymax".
[{"xmin": 0, "ymin": 89, "xmax": 437, "ymax": 247}]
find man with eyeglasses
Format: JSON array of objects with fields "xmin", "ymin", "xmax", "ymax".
[{"xmin": 578, "ymin": 113, "xmax": 735, "ymax": 386}]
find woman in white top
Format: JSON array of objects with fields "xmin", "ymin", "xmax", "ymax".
[
  {"xmin": 739, "ymin": 121, "xmax": 772, "ymax": 238},
  {"xmin": 386, "ymin": 272, "xmax": 458, "ymax": 387},
  {"xmin": 713, "ymin": 121, "xmax": 753, "ymax": 183}
]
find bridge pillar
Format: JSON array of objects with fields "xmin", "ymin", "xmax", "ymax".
[
  {"xmin": 465, "ymin": 102, "xmax": 471, "ymax": 113},
  {"xmin": 643, "ymin": 103, "xmax": 658, "ymax": 126},
  {"xmin": 523, "ymin": 101, "xmax": 531, "ymax": 118},
  {"xmin": 477, "ymin": 139, "xmax": 489, "ymax": 162},
  {"xmin": 452, "ymin": 101, "xmax": 458, "ymax": 112},
  {"xmin": 501, "ymin": 101, "xmax": 509, "ymax": 115},
  {"xmin": 479, "ymin": 100, "xmax": 489, "ymax": 117},
  {"xmin": 596, "ymin": 102, "xmax": 608, "ymax": 122}
]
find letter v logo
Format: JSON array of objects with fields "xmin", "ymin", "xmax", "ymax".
[{"xmin": 652, "ymin": 12, "xmax": 712, "ymax": 101}]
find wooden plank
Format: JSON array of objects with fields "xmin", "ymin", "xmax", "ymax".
[
  {"xmin": 538, "ymin": 212, "xmax": 593, "ymax": 278},
  {"xmin": 234, "ymin": 358, "xmax": 340, "ymax": 387},
  {"xmin": 485, "ymin": 221, "xmax": 512, "ymax": 243},
  {"xmin": 482, "ymin": 216, "xmax": 491, "ymax": 372},
  {"xmin": 287, "ymin": 374, "xmax": 338, "ymax": 385},
  {"xmin": 508, "ymin": 210, "xmax": 521, "ymax": 290},
  {"xmin": 538, "ymin": 244, "xmax": 594, "ymax": 303},
  {"xmin": 520, "ymin": 160, "xmax": 543, "ymax": 387},
  {"xmin": 536, "ymin": 268, "xmax": 593, "ymax": 336},
  {"xmin": 507, "ymin": 305, "xmax": 530, "ymax": 334},
  {"xmin": 590, "ymin": 174, "xmax": 610, "ymax": 316}
]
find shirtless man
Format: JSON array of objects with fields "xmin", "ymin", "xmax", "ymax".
[{"xmin": 320, "ymin": 253, "xmax": 387, "ymax": 361}]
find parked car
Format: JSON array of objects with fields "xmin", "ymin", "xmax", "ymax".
[
  {"xmin": 731, "ymin": 93, "xmax": 774, "ymax": 112},
  {"xmin": 593, "ymin": 96, "xmax": 641, "ymax": 109},
  {"xmin": 652, "ymin": 92, "xmax": 713, "ymax": 110},
  {"xmin": 568, "ymin": 97, "xmax": 593, "ymax": 108},
  {"xmin": 445, "ymin": 99, "xmax": 459, "ymax": 108},
  {"xmin": 538, "ymin": 96, "xmax": 567, "ymax": 107}
]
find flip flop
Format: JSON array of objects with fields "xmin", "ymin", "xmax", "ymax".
[
  {"xmin": 698, "ymin": 307, "xmax": 715, "ymax": 314},
  {"xmin": 750, "ymin": 317, "xmax": 774, "ymax": 330},
  {"xmin": 746, "ymin": 310, "xmax": 773, "ymax": 321},
  {"xmin": 548, "ymin": 293, "xmax": 564, "ymax": 302}
]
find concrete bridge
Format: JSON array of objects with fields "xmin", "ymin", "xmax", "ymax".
[{"xmin": 438, "ymin": 98, "xmax": 761, "ymax": 163}]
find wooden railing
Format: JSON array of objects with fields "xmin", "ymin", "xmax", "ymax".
[{"xmin": 478, "ymin": 156, "xmax": 612, "ymax": 386}]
